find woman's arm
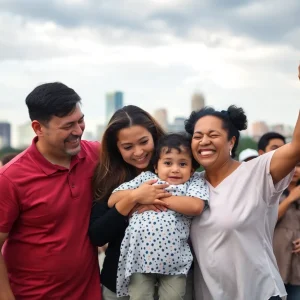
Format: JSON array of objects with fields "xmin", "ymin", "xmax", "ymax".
[
  {"xmin": 108, "ymin": 179, "xmax": 170, "ymax": 208},
  {"xmin": 278, "ymin": 186, "xmax": 300, "ymax": 219},
  {"xmin": 270, "ymin": 69, "xmax": 300, "ymax": 183},
  {"xmin": 88, "ymin": 201, "xmax": 135, "ymax": 246},
  {"xmin": 164, "ymin": 196, "xmax": 205, "ymax": 216},
  {"xmin": 270, "ymin": 111, "xmax": 300, "ymax": 184}
]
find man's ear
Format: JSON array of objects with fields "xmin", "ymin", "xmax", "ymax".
[
  {"xmin": 258, "ymin": 149, "xmax": 265, "ymax": 156},
  {"xmin": 31, "ymin": 120, "xmax": 44, "ymax": 137}
]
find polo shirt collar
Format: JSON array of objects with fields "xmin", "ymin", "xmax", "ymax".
[{"xmin": 28, "ymin": 137, "xmax": 86, "ymax": 176}]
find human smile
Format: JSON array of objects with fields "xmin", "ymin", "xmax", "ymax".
[
  {"xmin": 134, "ymin": 154, "xmax": 148, "ymax": 163},
  {"xmin": 198, "ymin": 148, "xmax": 215, "ymax": 157}
]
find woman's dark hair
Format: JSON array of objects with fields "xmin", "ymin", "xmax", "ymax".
[
  {"xmin": 25, "ymin": 82, "xmax": 81, "ymax": 123},
  {"xmin": 185, "ymin": 105, "xmax": 247, "ymax": 158},
  {"xmin": 152, "ymin": 133, "xmax": 199, "ymax": 170},
  {"xmin": 93, "ymin": 105, "xmax": 165, "ymax": 202}
]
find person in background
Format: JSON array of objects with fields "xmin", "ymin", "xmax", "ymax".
[
  {"xmin": 273, "ymin": 163, "xmax": 300, "ymax": 300},
  {"xmin": 0, "ymin": 82, "xmax": 101, "ymax": 300},
  {"xmin": 257, "ymin": 129, "xmax": 300, "ymax": 299},
  {"xmin": 257, "ymin": 132, "xmax": 286, "ymax": 155},
  {"xmin": 0, "ymin": 153, "xmax": 18, "ymax": 166},
  {"xmin": 238, "ymin": 148, "xmax": 258, "ymax": 162}
]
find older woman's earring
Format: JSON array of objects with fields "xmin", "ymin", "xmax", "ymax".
[{"xmin": 229, "ymin": 148, "xmax": 232, "ymax": 156}]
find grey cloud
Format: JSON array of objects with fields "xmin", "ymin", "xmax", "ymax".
[
  {"xmin": 148, "ymin": 0, "xmax": 300, "ymax": 46},
  {"xmin": 0, "ymin": 0, "xmax": 146, "ymax": 30},
  {"xmin": 1, "ymin": 0, "xmax": 299, "ymax": 59}
]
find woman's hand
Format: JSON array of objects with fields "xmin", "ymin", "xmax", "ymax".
[
  {"xmin": 132, "ymin": 179, "xmax": 171, "ymax": 206},
  {"xmin": 292, "ymin": 238, "xmax": 300, "ymax": 254},
  {"xmin": 288, "ymin": 186, "xmax": 300, "ymax": 203}
]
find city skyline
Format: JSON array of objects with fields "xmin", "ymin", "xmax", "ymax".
[
  {"xmin": 0, "ymin": 0, "xmax": 299, "ymax": 146},
  {"xmin": 0, "ymin": 91, "xmax": 295, "ymax": 149}
]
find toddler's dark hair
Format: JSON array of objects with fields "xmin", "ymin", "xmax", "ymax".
[{"xmin": 152, "ymin": 133, "xmax": 200, "ymax": 170}]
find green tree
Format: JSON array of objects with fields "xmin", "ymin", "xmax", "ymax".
[{"xmin": 236, "ymin": 136, "xmax": 257, "ymax": 158}]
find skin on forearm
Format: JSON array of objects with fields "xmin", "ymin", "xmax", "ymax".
[
  {"xmin": 108, "ymin": 190, "xmax": 133, "ymax": 208},
  {"xmin": 278, "ymin": 195, "xmax": 295, "ymax": 220},
  {"xmin": 271, "ymin": 111, "xmax": 300, "ymax": 184},
  {"xmin": 164, "ymin": 196, "xmax": 205, "ymax": 216},
  {"xmin": 115, "ymin": 196, "xmax": 138, "ymax": 216}
]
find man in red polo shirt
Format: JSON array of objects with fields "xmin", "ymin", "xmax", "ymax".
[{"xmin": 0, "ymin": 82, "xmax": 101, "ymax": 299}]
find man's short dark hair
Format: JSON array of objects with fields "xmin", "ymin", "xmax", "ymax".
[
  {"xmin": 257, "ymin": 132, "xmax": 286, "ymax": 151},
  {"xmin": 25, "ymin": 82, "xmax": 81, "ymax": 123}
]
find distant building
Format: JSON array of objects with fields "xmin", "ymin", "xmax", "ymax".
[
  {"xmin": 191, "ymin": 93, "xmax": 205, "ymax": 112},
  {"xmin": 251, "ymin": 121, "xmax": 269, "ymax": 141},
  {"xmin": 82, "ymin": 131, "xmax": 96, "ymax": 141},
  {"xmin": 153, "ymin": 108, "xmax": 168, "ymax": 131},
  {"xmin": 106, "ymin": 91, "xmax": 123, "ymax": 122},
  {"xmin": 96, "ymin": 124, "xmax": 106, "ymax": 141},
  {"xmin": 0, "ymin": 122, "xmax": 11, "ymax": 148},
  {"xmin": 17, "ymin": 122, "xmax": 35, "ymax": 149},
  {"xmin": 168, "ymin": 117, "xmax": 186, "ymax": 133},
  {"xmin": 270, "ymin": 124, "xmax": 293, "ymax": 138}
]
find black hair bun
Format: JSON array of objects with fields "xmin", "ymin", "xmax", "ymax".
[{"xmin": 227, "ymin": 105, "xmax": 247, "ymax": 131}]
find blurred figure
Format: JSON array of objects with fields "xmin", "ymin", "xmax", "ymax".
[
  {"xmin": 1, "ymin": 153, "xmax": 18, "ymax": 166},
  {"xmin": 238, "ymin": 148, "xmax": 258, "ymax": 162},
  {"xmin": 273, "ymin": 163, "xmax": 300, "ymax": 300},
  {"xmin": 258, "ymin": 132, "xmax": 286, "ymax": 155}
]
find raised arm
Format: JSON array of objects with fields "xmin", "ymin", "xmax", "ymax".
[{"xmin": 270, "ymin": 111, "xmax": 300, "ymax": 184}]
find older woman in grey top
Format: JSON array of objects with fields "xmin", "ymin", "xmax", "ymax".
[{"xmin": 273, "ymin": 162, "xmax": 300, "ymax": 300}]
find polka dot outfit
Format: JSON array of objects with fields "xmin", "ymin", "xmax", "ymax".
[{"xmin": 113, "ymin": 171, "xmax": 209, "ymax": 297}]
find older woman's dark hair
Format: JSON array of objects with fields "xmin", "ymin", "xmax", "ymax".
[
  {"xmin": 185, "ymin": 105, "xmax": 247, "ymax": 158},
  {"xmin": 93, "ymin": 105, "xmax": 165, "ymax": 202}
]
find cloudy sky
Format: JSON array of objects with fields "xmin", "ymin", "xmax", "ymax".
[{"xmin": 0, "ymin": 0, "xmax": 299, "ymax": 143}]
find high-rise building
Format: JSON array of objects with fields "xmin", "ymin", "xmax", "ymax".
[
  {"xmin": 0, "ymin": 122, "xmax": 11, "ymax": 148},
  {"xmin": 191, "ymin": 93, "xmax": 205, "ymax": 112},
  {"xmin": 251, "ymin": 121, "xmax": 269, "ymax": 141},
  {"xmin": 153, "ymin": 109, "xmax": 168, "ymax": 131},
  {"xmin": 106, "ymin": 91, "xmax": 123, "ymax": 122},
  {"xmin": 17, "ymin": 121, "xmax": 35, "ymax": 149},
  {"xmin": 168, "ymin": 117, "xmax": 186, "ymax": 133},
  {"xmin": 96, "ymin": 124, "xmax": 106, "ymax": 141}
]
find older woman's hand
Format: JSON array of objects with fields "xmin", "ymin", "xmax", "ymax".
[{"xmin": 292, "ymin": 238, "xmax": 300, "ymax": 254}]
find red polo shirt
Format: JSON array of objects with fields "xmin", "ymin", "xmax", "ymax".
[{"xmin": 0, "ymin": 137, "xmax": 102, "ymax": 300}]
